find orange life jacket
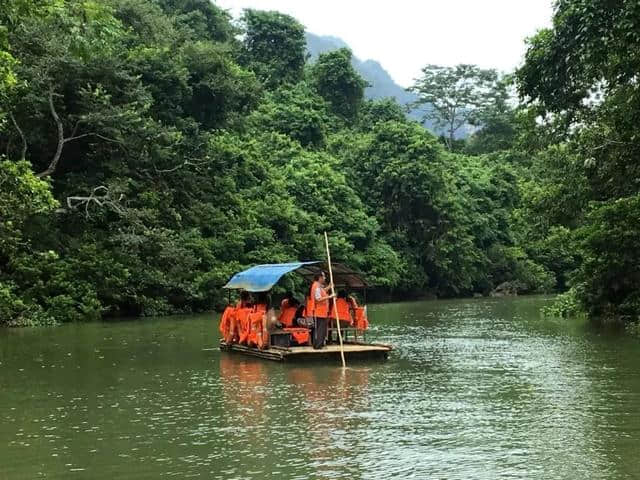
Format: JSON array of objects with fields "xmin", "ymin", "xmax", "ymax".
[
  {"xmin": 329, "ymin": 297, "xmax": 353, "ymax": 324},
  {"xmin": 305, "ymin": 281, "xmax": 329, "ymax": 318},
  {"xmin": 220, "ymin": 305, "xmax": 238, "ymax": 343},
  {"xmin": 236, "ymin": 307, "xmax": 253, "ymax": 345},
  {"xmin": 219, "ymin": 305, "xmax": 234, "ymax": 337},
  {"xmin": 354, "ymin": 306, "xmax": 369, "ymax": 330},
  {"xmin": 284, "ymin": 327, "xmax": 310, "ymax": 345},
  {"xmin": 278, "ymin": 303, "xmax": 297, "ymax": 328},
  {"xmin": 248, "ymin": 303, "xmax": 268, "ymax": 348}
]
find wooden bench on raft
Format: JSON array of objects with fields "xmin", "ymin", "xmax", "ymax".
[
  {"xmin": 270, "ymin": 328, "xmax": 310, "ymax": 347},
  {"xmin": 328, "ymin": 327, "xmax": 366, "ymax": 343},
  {"xmin": 270, "ymin": 326, "xmax": 365, "ymax": 348}
]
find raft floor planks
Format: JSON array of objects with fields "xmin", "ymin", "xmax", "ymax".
[{"xmin": 219, "ymin": 341, "xmax": 392, "ymax": 362}]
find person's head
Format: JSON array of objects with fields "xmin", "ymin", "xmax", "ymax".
[
  {"xmin": 240, "ymin": 290, "xmax": 252, "ymax": 307},
  {"xmin": 338, "ymin": 290, "xmax": 347, "ymax": 299},
  {"xmin": 313, "ymin": 271, "xmax": 326, "ymax": 285},
  {"xmin": 256, "ymin": 292, "xmax": 270, "ymax": 307}
]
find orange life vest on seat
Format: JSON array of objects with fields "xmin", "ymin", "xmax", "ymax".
[
  {"xmin": 305, "ymin": 281, "xmax": 329, "ymax": 318},
  {"xmin": 284, "ymin": 327, "xmax": 310, "ymax": 345},
  {"xmin": 329, "ymin": 297, "xmax": 353, "ymax": 324}
]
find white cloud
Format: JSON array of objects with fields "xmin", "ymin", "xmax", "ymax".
[{"xmin": 216, "ymin": 0, "xmax": 553, "ymax": 87}]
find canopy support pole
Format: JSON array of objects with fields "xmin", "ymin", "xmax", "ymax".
[{"xmin": 324, "ymin": 231, "xmax": 346, "ymax": 368}]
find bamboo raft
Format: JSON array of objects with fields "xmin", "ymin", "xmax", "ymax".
[
  {"xmin": 219, "ymin": 340, "xmax": 392, "ymax": 362},
  {"xmin": 219, "ymin": 254, "xmax": 392, "ymax": 364}
]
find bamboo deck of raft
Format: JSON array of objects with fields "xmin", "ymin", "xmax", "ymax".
[{"xmin": 219, "ymin": 340, "xmax": 392, "ymax": 362}]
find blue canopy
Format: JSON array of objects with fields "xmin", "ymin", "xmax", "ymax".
[{"xmin": 223, "ymin": 261, "xmax": 368, "ymax": 292}]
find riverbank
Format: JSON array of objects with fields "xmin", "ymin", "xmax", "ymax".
[{"xmin": 1, "ymin": 290, "xmax": 541, "ymax": 329}]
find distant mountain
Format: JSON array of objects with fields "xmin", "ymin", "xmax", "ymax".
[
  {"xmin": 306, "ymin": 32, "xmax": 434, "ymax": 130},
  {"xmin": 305, "ymin": 33, "xmax": 350, "ymax": 54}
]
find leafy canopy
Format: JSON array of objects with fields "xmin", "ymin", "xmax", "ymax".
[{"xmin": 409, "ymin": 64, "xmax": 502, "ymax": 150}]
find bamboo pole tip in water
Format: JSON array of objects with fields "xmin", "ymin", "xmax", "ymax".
[{"xmin": 324, "ymin": 231, "xmax": 346, "ymax": 368}]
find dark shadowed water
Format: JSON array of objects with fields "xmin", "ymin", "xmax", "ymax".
[{"xmin": 1, "ymin": 296, "xmax": 640, "ymax": 479}]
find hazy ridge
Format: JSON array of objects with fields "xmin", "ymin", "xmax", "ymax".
[{"xmin": 306, "ymin": 32, "xmax": 435, "ymax": 130}]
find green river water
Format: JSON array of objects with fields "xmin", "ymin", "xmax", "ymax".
[{"xmin": 1, "ymin": 295, "xmax": 640, "ymax": 479}]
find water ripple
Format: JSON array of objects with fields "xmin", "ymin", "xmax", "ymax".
[{"xmin": 1, "ymin": 299, "xmax": 640, "ymax": 479}]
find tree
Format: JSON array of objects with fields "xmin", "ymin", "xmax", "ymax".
[
  {"xmin": 1, "ymin": 0, "xmax": 55, "ymax": 129},
  {"xmin": 155, "ymin": 0, "xmax": 235, "ymax": 42},
  {"xmin": 247, "ymin": 82, "xmax": 329, "ymax": 148},
  {"xmin": 517, "ymin": 0, "xmax": 640, "ymax": 320},
  {"xmin": 0, "ymin": 0, "xmax": 561, "ymax": 326},
  {"xmin": 409, "ymin": 64, "xmax": 501, "ymax": 150},
  {"xmin": 0, "ymin": 160, "xmax": 57, "ymax": 254},
  {"xmin": 465, "ymin": 77, "xmax": 518, "ymax": 154},
  {"xmin": 180, "ymin": 40, "xmax": 260, "ymax": 129},
  {"xmin": 576, "ymin": 196, "xmax": 640, "ymax": 319},
  {"xmin": 357, "ymin": 98, "xmax": 407, "ymax": 130},
  {"xmin": 240, "ymin": 9, "xmax": 306, "ymax": 88},
  {"xmin": 0, "ymin": 159, "xmax": 61, "ymax": 326},
  {"xmin": 309, "ymin": 48, "xmax": 368, "ymax": 120},
  {"xmin": 3, "ymin": 0, "xmax": 136, "ymax": 178}
]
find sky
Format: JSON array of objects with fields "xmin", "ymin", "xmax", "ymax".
[{"xmin": 215, "ymin": 0, "xmax": 553, "ymax": 87}]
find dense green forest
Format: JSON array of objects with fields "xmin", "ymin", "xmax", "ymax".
[{"xmin": 0, "ymin": 0, "xmax": 638, "ymax": 327}]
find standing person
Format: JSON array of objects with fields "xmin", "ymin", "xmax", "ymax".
[{"xmin": 305, "ymin": 271, "xmax": 334, "ymax": 349}]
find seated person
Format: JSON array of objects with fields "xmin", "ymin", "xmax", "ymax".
[
  {"xmin": 347, "ymin": 293, "xmax": 359, "ymax": 310},
  {"xmin": 348, "ymin": 293, "xmax": 369, "ymax": 331},
  {"xmin": 233, "ymin": 291, "xmax": 253, "ymax": 345},
  {"xmin": 219, "ymin": 305, "xmax": 234, "ymax": 340},
  {"xmin": 294, "ymin": 304, "xmax": 309, "ymax": 327},
  {"xmin": 330, "ymin": 290, "xmax": 355, "ymax": 326},
  {"xmin": 287, "ymin": 302, "xmax": 312, "ymax": 346},
  {"xmin": 278, "ymin": 291, "xmax": 300, "ymax": 328},
  {"xmin": 254, "ymin": 292, "xmax": 269, "ymax": 310},
  {"xmin": 275, "ymin": 294, "xmax": 310, "ymax": 346},
  {"xmin": 248, "ymin": 292, "xmax": 271, "ymax": 349}
]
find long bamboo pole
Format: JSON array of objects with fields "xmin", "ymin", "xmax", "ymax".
[{"xmin": 324, "ymin": 231, "xmax": 346, "ymax": 368}]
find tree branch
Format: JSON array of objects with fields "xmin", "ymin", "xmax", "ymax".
[
  {"xmin": 36, "ymin": 88, "xmax": 124, "ymax": 179},
  {"xmin": 154, "ymin": 158, "xmax": 213, "ymax": 174},
  {"xmin": 590, "ymin": 139, "xmax": 632, "ymax": 151},
  {"xmin": 66, "ymin": 185, "xmax": 125, "ymax": 218},
  {"xmin": 36, "ymin": 88, "xmax": 65, "ymax": 178},
  {"xmin": 70, "ymin": 119, "xmax": 81, "ymax": 139},
  {"xmin": 9, "ymin": 113, "xmax": 27, "ymax": 160},
  {"xmin": 64, "ymin": 132, "xmax": 122, "ymax": 145}
]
